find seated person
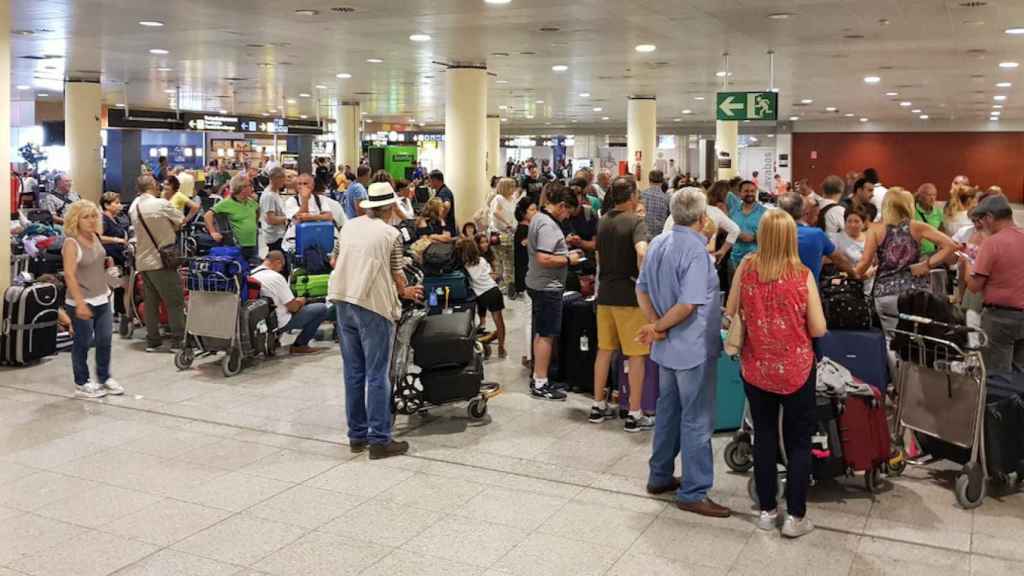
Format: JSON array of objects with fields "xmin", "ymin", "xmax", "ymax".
[
  {"xmin": 250, "ymin": 251, "xmax": 331, "ymax": 355},
  {"xmin": 416, "ymin": 197, "xmax": 454, "ymax": 242}
]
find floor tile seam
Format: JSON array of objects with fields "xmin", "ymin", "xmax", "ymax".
[{"xmin": 164, "ymin": 507, "xmax": 317, "ymax": 569}]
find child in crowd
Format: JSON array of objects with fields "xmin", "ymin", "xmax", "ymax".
[
  {"xmin": 458, "ymin": 237, "xmax": 506, "ymax": 359},
  {"xmin": 513, "ymin": 196, "xmax": 537, "ymax": 367},
  {"xmin": 461, "ymin": 222, "xmax": 478, "ymax": 239}
]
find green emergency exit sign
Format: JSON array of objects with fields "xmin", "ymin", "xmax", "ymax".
[{"xmin": 716, "ymin": 91, "xmax": 778, "ymax": 121}]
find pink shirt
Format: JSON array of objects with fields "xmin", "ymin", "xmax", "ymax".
[
  {"xmin": 973, "ymin": 225, "xmax": 1024, "ymax": 310},
  {"xmin": 739, "ymin": 266, "xmax": 815, "ymax": 395}
]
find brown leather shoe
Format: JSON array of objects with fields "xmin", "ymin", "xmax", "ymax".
[
  {"xmin": 289, "ymin": 345, "xmax": 322, "ymax": 355},
  {"xmin": 349, "ymin": 440, "xmax": 368, "ymax": 454},
  {"xmin": 646, "ymin": 477, "xmax": 681, "ymax": 495},
  {"xmin": 675, "ymin": 497, "xmax": 732, "ymax": 518},
  {"xmin": 368, "ymin": 440, "xmax": 409, "ymax": 460}
]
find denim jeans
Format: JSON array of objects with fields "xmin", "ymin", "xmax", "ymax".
[
  {"xmin": 648, "ymin": 360, "xmax": 717, "ymax": 503},
  {"xmin": 65, "ymin": 302, "xmax": 113, "ymax": 386},
  {"xmin": 283, "ymin": 302, "xmax": 330, "ymax": 347},
  {"xmin": 981, "ymin": 307, "xmax": 1024, "ymax": 373},
  {"xmin": 744, "ymin": 367, "xmax": 816, "ymax": 518},
  {"xmin": 336, "ymin": 302, "xmax": 395, "ymax": 445}
]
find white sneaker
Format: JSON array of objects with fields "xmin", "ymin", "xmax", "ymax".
[
  {"xmin": 75, "ymin": 381, "xmax": 107, "ymax": 399},
  {"xmin": 102, "ymin": 378, "xmax": 125, "ymax": 395},
  {"xmin": 756, "ymin": 509, "xmax": 780, "ymax": 531},
  {"xmin": 781, "ymin": 514, "xmax": 815, "ymax": 538}
]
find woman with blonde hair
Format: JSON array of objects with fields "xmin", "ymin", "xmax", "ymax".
[
  {"xmin": 489, "ymin": 177, "xmax": 519, "ymax": 294},
  {"xmin": 943, "ymin": 185, "xmax": 978, "ymax": 236},
  {"xmin": 416, "ymin": 197, "xmax": 453, "ymax": 242},
  {"xmin": 725, "ymin": 209, "xmax": 827, "ymax": 538},
  {"xmin": 855, "ymin": 187, "xmax": 957, "ymax": 334},
  {"xmin": 62, "ymin": 200, "xmax": 122, "ymax": 398}
]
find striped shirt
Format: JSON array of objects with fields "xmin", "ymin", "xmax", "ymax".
[{"xmin": 640, "ymin": 186, "xmax": 670, "ymax": 242}]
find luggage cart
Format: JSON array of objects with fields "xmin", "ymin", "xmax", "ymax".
[
  {"xmin": 891, "ymin": 313, "xmax": 990, "ymax": 508},
  {"xmin": 174, "ymin": 257, "xmax": 251, "ymax": 377}
]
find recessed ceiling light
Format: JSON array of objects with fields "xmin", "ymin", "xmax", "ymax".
[
  {"xmin": 286, "ymin": 98, "xmax": 297, "ymax": 104},
  {"xmin": 500, "ymin": 118, "xmax": 508, "ymax": 122},
  {"xmin": 496, "ymin": 79, "xmax": 509, "ymax": 84},
  {"xmin": 673, "ymin": 117, "xmax": 682, "ymax": 122},
  {"xmin": 485, "ymin": 0, "xmax": 512, "ymax": 4},
  {"xmin": 551, "ymin": 64, "xmax": 568, "ymax": 72},
  {"xmin": 299, "ymin": 92, "xmax": 311, "ymax": 98},
  {"xmin": 138, "ymin": 20, "xmax": 164, "ymax": 27},
  {"xmin": 366, "ymin": 58, "xmax": 383, "ymax": 64},
  {"xmin": 1006, "ymin": 27, "xmax": 1024, "ymax": 34},
  {"xmin": 635, "ymin": 44, "xmax": 656, "ymax": 53},
  {"xmin": 163, "ymin": 88, "xmax": 176, "ymax": 94},
  {"xmin": 789, "ymin": 116, "xmax": 799, "ymax": 121},
  {"xmin": 990, "ymin": 116, "xmax": 1000, "ymax": 120},
  {"xmin": 15, "ymin": 84, "xmax": 29, "ymax": 90},
  {"xmin": 992, "ymin": 110, "xmax": 1002, "ymax": 115},
  {"xmin": 602, "ymin": 116, "xmax": 610, "ymax": 120},
  {"xmin": 218, "ymin": 109, "xmax": 227, "ymax": 114},
  {"xmin": 999, "ymin": 61, "xmax": 1020, "ymax": 68},
  {"xmin": 993, "ymin": 104, "xmax": 1004, "ymax": 109},
  {"xmin": 825, "ymin": 106, "xmax": 837, "ymax": 112},
  {"xmin": 863, "ymin": 75, "xmax": 881, "ymax": 84},
  {"xmin": 694, "ymin": 96, "xmax": 705, "ymax": 101},
  {"xmin": 409, "ymin": 34, "xmax": 431, "ymax": 42},
  {"xmin": 860, "ymin": 117, "xmax": 869, "ymax": 122},
  {"xmin": 996, "ymin": 81, "xmax": 1012, "ymax": 87},
  {"xmin": 682, "ymin": 109, "xmax": 693, "ymax": 114},
  {"xmin": 336, "ymin": 72, "xmax": 352, "ymax": 78},
  {"xmin": 579, "ymin": 92, "xmax": 590, "ymax": 98},
  {"xmin": 114, "ymin": 103, "xmax": 125, "ymax": 108},
  {"xmin": 149, "ymin": 48, "xmax": 169, "ymax": 55},
  {"xmin": 300, "ymin": 115, "xmax": 309, "ymax": 119},
  {"xmin": 157, "ymin": 66, "xmax": 173, "ymax": 72},
  {"xmin": 885, "ymin": 91, "xmax": 899, "ymax": 96},
  {"xmin": 899, "ymin": 101, "xmax": 912, "ymax": 106},
  {"xmin": 800, "ymin": 98, "xmax": 814, "ymax": 104},
  {"xmin": 295, "ymin": 9, "xmax": 319, "ymax": 16},
  {"xmin": 768, "ymin": 13, "xmax": 793, "ymax": 20},
  {"xmin": 844, "ymin": 113, "xmax": 855, "ymax": 117},
  {"xmin": 912, "ymin": 108, "xmax": 922, "ymax": 113},
  {"xmin": 498, "ymin": 105, "xmax": 508, "ymax": 110},
  {"xmin": 919, "ymin": 114, "xmax": 930, "ymax": 119},
  {"xmin": 315, "ymin": 84, "xmax": 328, "ymax": 89},
  {"xmin": 994, "ymin": 95, "xmax": 1008, "ymax": 101},
  {"xmin": 715, "ymin": 71, "xmax": 732, "ymax": 77},
  {"xmin": 593, "ymin": 107, "xmax": 603, "ymax": 112},
  {"xmin": 261, "ymin": 112, "xmax": 269, "ymax": 117},
  {"xmin": 535, "ymin": 100, "xmax": 544, "ymax": 104}
]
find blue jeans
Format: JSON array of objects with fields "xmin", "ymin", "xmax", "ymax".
[
  {"xmin": 65, "ymin": 302, "xmax": 113, "ymax": 386},
  {"xmin": 282, "ymin": 302, "xmax": 330, "ymax": 347},
  {"xmin": 648, "ymin": 360, "xmax": 717, "ymax": 503},
  {"xmin": 336, "ymin": 302, "xmax": 395, "ymax": 445}
]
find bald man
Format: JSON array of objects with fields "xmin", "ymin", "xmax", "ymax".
[
  {"xmin": 914, "ymin": 183, "xmax": 943, "ymax": 256},
  {"xmin": 250, "ymin": 251, "xmax": 331, "ymax": 354}
]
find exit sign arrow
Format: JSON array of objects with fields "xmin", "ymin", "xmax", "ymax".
[{"xmin": 718, "ymin": 95, "xmax": 744, "ymax": 118}]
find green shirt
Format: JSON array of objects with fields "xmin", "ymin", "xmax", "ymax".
[
  {"xmin": 913, "ymin": 203, "xmax": 943, "ymax": 255},
  {"xmin": 212, "ymin": 197, "xmax": 259, "ymax": 247}
]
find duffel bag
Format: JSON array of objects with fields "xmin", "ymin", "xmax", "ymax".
[
  {"xmin": 820, "ymin": 275, "xmax": 871, "ymax": 330},
  {"xmin": 412, "ymin": 308, "xmax": 476, "ymax": 371}
]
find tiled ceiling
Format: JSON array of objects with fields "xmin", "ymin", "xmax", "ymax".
[{"xmin": 10, "ymin": 0, "xmax": 1024, "ymax": 130}]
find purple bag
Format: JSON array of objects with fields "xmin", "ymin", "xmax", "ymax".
[{"xmin": 615, "ymin": 353, "xmax": 660, "ymax": 414}]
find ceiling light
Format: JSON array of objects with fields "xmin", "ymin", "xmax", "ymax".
[
  {"xmin": 634, "ymin": 44, "xmax": 656, "ymax": 53},
  {"xmin": 844, "ymin": 113, "xmax": 855, "ymax": 117},
  {"xmin": 286, "ymin": 98, "xmax": 297, "ymax": 104},
  {"xmin": 299, "ymin": 92, "xmax": 311, "ymax": 98},
  {"xmin": 993, "ymin": 104, "xmax": 1004, "ymax": 108},
  {"xmin": 800, "ymin": 98, "xmax": 814, "ymax": 104},
  {"xmin": 315, "ymin": 84, "xmax": 328, "ymax": 89},
  {"xmin": 218, "ymin": 109, "xmax": 227, "ymax": 114},
  {"xmin": 37, "ymin": 93, "xmax": 48, "ymax": 97},
  {"xmin": 994, "ymin": 94, "xmax": 1008, "ymax": 101},
  {"xmin": 295, "ymin": 9, "xmax": 318, "ymax": 16},
  {"xmin": 997, "ymin": 81, "xmax": 1012, "ymax": 87},
  {"xmin": 163, "ymin": 88, "xmax": 176, "ymax": 94},
  {"xmin": 885, "ymin": 91, "xmax": 899, "ymax": 96},
  {"xmin": 496, "ymin": 79, "xmax": 509, "ymax": 84},
  {"xmin": 860, "ymin": 117, "xmax": 869, "ymax": 122},
  {"xmin": 551, "ymin": 64, "xmax": 568, "ymax": 72},
  {"xmin": 500, "ymin": 118, "xmax": 508, "ymax": 122},
  {"xmin": 673, "ymin": 118, "xmax": 682, "ymax": 122},
  {"xmin": 261, "ymin": 112, "xmax": 269, "ymax": 117},
  {"xmin": 999, "ymin": 61, "xmax": 1020, "ymax": 68},
  {"xmin": 336, "ymin": 72, "xmax": 352, "ymax": 78},
  {"xmin": 157, "ymin": 67, "xmax": 173, "ymax": 72},
  {"xmin": 899, "ymin": 101, "xmax": 912, "ymax": 106},
  {"xmin": 911, "ymin": 108, "xmax": 922, "ymax": 113},
  {"xmin": 919, "ymin": 114, "xmax": 930, "ymax": 119},
  {"xmin": 300, "ymin": 115, "xmax": 309, "ymax": 119},
  {"xmin": 863, "ymin": 75, "xmax": 881, "ymax": 84},
  {"xmin": 115, "ymin": 103, "xmax": 125, "ymax": 108},
  {"xmin": 366, "ymin": 58, "xmax": 383, "ymax": 64},
  {"xmin": 682, "ymin": 109, "xmax": 693, "ymax": 114},
  {"xmin": 409, "ymin": 33, "xmax": 431, "ymax": 42},
  {"xmin": 768, "ymin": 13, "xmax": 793, "ymax": 20},
  {"xmin": 825, "ymin": 106, "xmax": 837, "ymax": 112},
  {"xmin": 148, "ymin": 48, "xmax": 169, "ymax": 55},
  {"xmin": 715, "ymin": 71, "xmax": 732, "ymax": 77},
  {"xmin": 138, "ymin": 20, "xmax": 164, "ymax": 27},
  {"xmin": 360, "ymin": 111, "xmax": 368, "ymax": 115},
  {"xmin": 602, "ymin": 116, "xmax": 610, "ymax": 120},
  {"xmin": 498, "ymin": 105, "xmax": 508, "ymax": 110},
  {"xmin": 593, "ymin": 107, "xmax": 603, "ymax": 112},
  {"xmin": 1006, "ymin": 27, "xmax": 1024, "ymax": 34},
  {"xmin": 992, "ymin": 110, "xmax": 1002, "ymax": 115},
  {"xmin": 789, "ymin": 116, "xmax": 799, "ymax": 121},
  {"xmin": 694, "ymin": 96, "xmax": 705, "ymax": 101},
  {"xmin": 990, "ymin": 116, "xmax": 1000, "ymax": 120},
  {"xmin": 15, "ymin": 84, "xmax": 30, "ymax": 90},
  {"xmin": 535, "ymin": 99, "xmax": 544, "ymax": 104},
  {"xmin": 485, "ymin": 0, "xmax": 512, "ymax": 4},
  {"xmin": 579, "ymin": 92, "xmax": 590, "ymax": 98}
]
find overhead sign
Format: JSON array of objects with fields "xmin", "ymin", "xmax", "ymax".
[
  {"xmin": 716, "ymin": 91, "xmax": 778, "ymax": 121},
  {"xmin": 106, "ymin": 109, "xmax": 323, "ymax": 135}
]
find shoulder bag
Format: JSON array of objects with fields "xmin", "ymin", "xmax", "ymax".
[{"xmin": 135, "ymin": 204, "xmax": 182, "ymax": 270}]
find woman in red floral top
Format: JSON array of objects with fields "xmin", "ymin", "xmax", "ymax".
[{"xmin": 724, "ymin": 209, "xmax": 827, "ymax": 538}]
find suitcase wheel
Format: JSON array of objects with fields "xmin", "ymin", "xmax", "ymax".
[
  {"xmin": 724, "ymin": 439, "xmax": 754, "ymax": 473},
  {"xmin": 955, "ymin": 462, "xmax": 986, "ymax": 509},
  {"xmin": 222, "ymin": 347, "xmax": 243, "ymax": 377},
  {"xmin": 468, "ymin": 397, "xmax": 488, "ymax": 419},
  {"xmin": 392, "ymin": 374, "xmax": 425, "ymax": 416},
  {"xmin": 887, "ymin": 449, "xmax": 907, "ymax": 477},
  {"xmin": 174, "ymin": 347, "xmax": 194, "ymax": 371}
]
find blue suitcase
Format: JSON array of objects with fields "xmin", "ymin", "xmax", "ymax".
[
  {"xmin": 295, "ymin": 221, "xmax": 335, "ymax": 255},
  {"xmin": 423, "ymin": 271, "xmax": 470, "ymax": 313},
  {"xmin": 815, "ymin": 329, "xmax": 890, "ymax": 394}
]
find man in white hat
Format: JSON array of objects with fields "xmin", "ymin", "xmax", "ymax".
[{"xmin": 329, "ymin": 182, "xmax": 423, "ymax": 460}]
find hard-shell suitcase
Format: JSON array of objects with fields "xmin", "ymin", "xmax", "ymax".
[
  {"xmin": 812, "ymin": 396, "xmax": 847, "ymax": 479},
  {"xmin": 985, "ymin": 372, "xmax": 1024, "ymax": 478},
  {"xmin": 295, "ymin": 221, "xmax": 335, "ymax": 255},
  {"xmin": 419, "ymin": 355, "xmax": 484, "ymax": 404},
  {"xmin": 837, "ymin": 385, "xmax": 891, "ymax": 473},
  {"xmin": 423, "ymin": 271, "xmax": 470, "ymax": 310},
  {"xmin": 1, "ymin": 283, "xmax": 60, "ymax": 365},
  {"xmin": 412, "ymin": 308, "xmax": 476, "ymax": 371},
  {"xmin": 558, "ymin": 295, "xmax": 597, "ymax": 392},
  {"xmin": 816, "ymin": 329, "xmax": 890, "ymax": 394},
  {"xmin": 291, "ymin": 274, "xmax": 330, "ymax": 298},
  {"xmin": 715, "ymin": 351, "xmax": 746, "ymax": 431},
  {"xmin": 615, "ymin": 354, "xmax": 659, "ymax": 414}
]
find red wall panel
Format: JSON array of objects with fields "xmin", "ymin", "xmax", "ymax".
[{"xmin": 792, "ymin": 132, "xmax": 1024, "ymax": 203}]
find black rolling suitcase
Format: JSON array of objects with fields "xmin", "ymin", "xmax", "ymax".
[
  {"xmin": 1, "ymin": 282, "xmax": 60, "ymax": 365},
  {"xmin": 558, "ymin": 293, "xmax": 597, "ymax": 393},
  {"xmin": 411, "ymin": 309, "xmax": 476, "ymax": 371},
  {"xmin": 242, "ymin": 297, "xmax": 278, "ymax": 357},
  {"xmin": 420, "ymin": 354, "xmax": 484, "ymax": 404},
  {"xmin": 985, "ymin": 373, "xmax": 1024, "ymax": 479}
]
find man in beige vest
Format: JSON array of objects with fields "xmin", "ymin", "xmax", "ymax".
[{"xmin": 329, "ymin": 182, "xmax": 423, "ymax": 459}]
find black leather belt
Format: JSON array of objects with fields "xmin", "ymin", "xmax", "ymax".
[{"xmin": 984, "ymin": 303, "xmax": 1024, "ymax": 313}]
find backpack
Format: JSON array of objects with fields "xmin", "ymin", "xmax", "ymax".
[
  {"xmin": 817, "ymin": 202, "xmax": 845, "ymax": 232},
  {"xmin": 892, "ymin": 289, "xmax": 968, "ymax": 367},
  {"xmin": 820, "ymin": 275, "xmax": 872, "ymax": 330},
  {"xmin": 422, "ymin": 241, "xmax": 460, "ymax": 276}
]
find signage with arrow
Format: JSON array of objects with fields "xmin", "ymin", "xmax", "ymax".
[{"xmin": 716, "ymin": 91, "xmax": 778, "ymax": 121}]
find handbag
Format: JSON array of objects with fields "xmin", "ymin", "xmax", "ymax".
[
  {"xmin": 135, "ymin": 204, "xmax": 182, "ymax": 270},
  {"xmin": 724, "ymin": 312, "xmax": 744, "ymax": 357}
]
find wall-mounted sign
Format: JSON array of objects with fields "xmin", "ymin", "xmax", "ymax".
[{"xmin": 106, "ymin": 108, "xmax": 322, "ymax": 135}]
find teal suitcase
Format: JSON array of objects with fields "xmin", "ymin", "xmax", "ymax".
[{"xmin": 715, "ymin": 352, "xmax": 745, "ymax": 431}]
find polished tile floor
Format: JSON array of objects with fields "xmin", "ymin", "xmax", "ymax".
[{"xmin": 1, "ymin": 297, "xmax": 1022, "ymax": 576}]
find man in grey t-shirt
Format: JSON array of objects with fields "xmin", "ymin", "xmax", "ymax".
[
  {"xmin": 526, "ymin": 185, "xmax": 581, "ymax": 401},
  {"xmin": 260, "ymin": 167, "xmax": 289, "ymax": 253}
]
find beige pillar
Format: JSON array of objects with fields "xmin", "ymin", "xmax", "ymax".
[
  {"xmin": 444, "ymin": 66, "xmax": 488, "ymax": 227},
  {"xmin": 715, "ymin": 120, "xmax": 739, "ymax": 180},
  {"xmin": 486, "ymin": 115, "xmax": 501, "ymax": 181},
  {"xmin": 627, "ymin": 96, "xmax": 656, "ymax": 187},
  {"xmin": 335, "ymin": 101, "xmax": 360, "ymax": 170},
  {"xmin": 0, "ymin": 1, "xmax": 11, "ymax": 293},
  {"xmin": 65, "ymin": 81, "xmax": 103, "ymax": 203}
]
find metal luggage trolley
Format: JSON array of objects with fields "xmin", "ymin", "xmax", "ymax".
[
  {"xmin": 891, "ymin": 313, "xmax": 990, "ymax": 508},
  {"xmin": 174, "ymin": 257, "xmax": 250, "ymax": 377}
]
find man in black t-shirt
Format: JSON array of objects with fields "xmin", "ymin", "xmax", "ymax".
[{"xmin": 520, "ymin": 163, "xmax": 545, "ymax": 203}]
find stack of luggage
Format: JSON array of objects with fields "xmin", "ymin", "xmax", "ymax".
[
  {"xmin": 416, "ymin": 242, "xmax": 471, "ymax": 314},
  {"xmin": 409, "ymin": 309, "xmax": 486, "ymax": 409}
]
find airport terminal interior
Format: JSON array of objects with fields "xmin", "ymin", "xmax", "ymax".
[{"xmin": 2, "ymin": 1, "xmax": 1024, "ymax": 575}]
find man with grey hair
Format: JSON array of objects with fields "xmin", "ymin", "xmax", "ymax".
[
  {"xmin": 206, "ymin": 174, "xmax": 260, "ymax": 262},
  {"xmin": 261, "ymin": 166, "xmax": 289, "ymax": 253},
  {"xmin": 639, "ymin": 169, "xmax": 669, "ymax": 241},
  {"xmin": 42, "ymin": 174, "xmax": 80, "ymax": 225},
  {"xmin": 595, "ymin": 169, "xmax": 612, "ymax": 201},
  {"xmin": 635, "ymin": 187, "xmax": 729, "ymax": 518},
  {"xmin": 817, "ymin": 175, "xmax": 847, "ymax": 237},
  {"xmin": 778, "ymin": 191, "xmax": 854, "ymax": 281}
]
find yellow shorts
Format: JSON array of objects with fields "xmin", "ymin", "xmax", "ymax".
[{"xmin": 597, "ymin": 305, "xmax": 651, "ymax": 357}]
